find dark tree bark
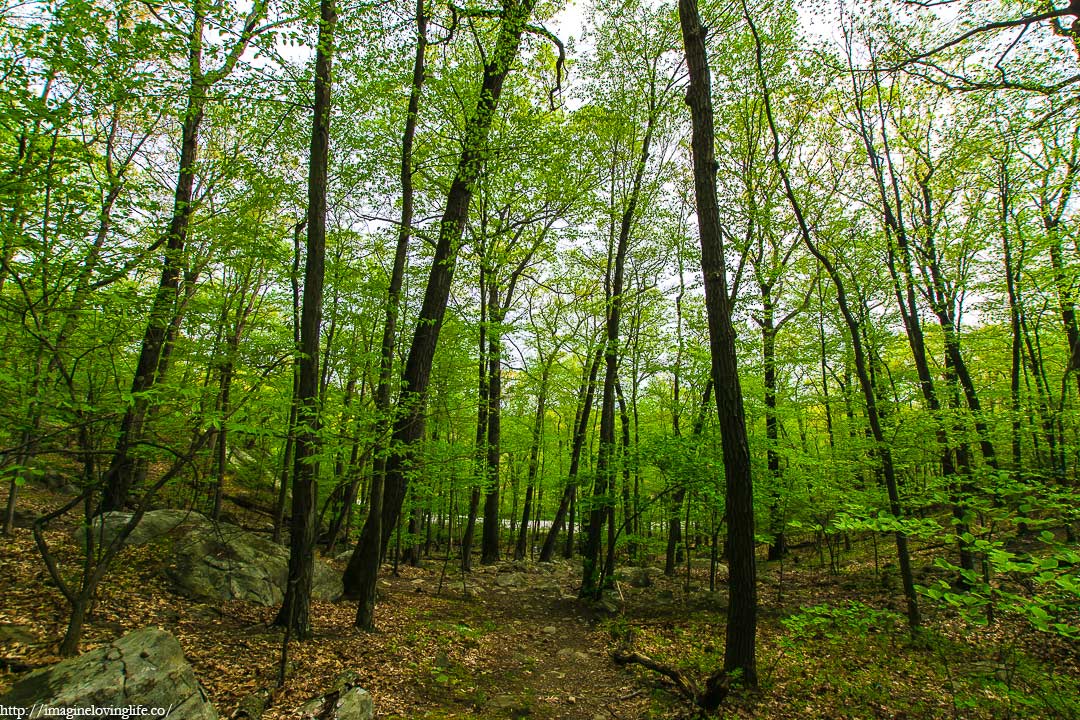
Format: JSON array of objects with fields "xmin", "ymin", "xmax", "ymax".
[
  {"xmin": 540, "ymin": 343, "xmax": 603, "ymax": 562},
  {"xmin": 479, "ymin": 237, "xmax": 541, "ymax": 563},
  {"xmin": 273, "ymin": 0, "xmax": 335, "ymax": 640},
  {"xmin": 481, "ymin": 284, "xmax": 503, "ymax": 564},
  {"xmin": 344, "ymin": 0, "xmax": 540, "ymax": 610},
  {"xmin": 680, "ymin": 0, "xmax": 758, "ymax": 686},
  {"xmin": 347, "ymin": 0, "xmax": 427, "ymax": 628}
]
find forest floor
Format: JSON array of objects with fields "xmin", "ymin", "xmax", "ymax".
[{"xmin": 2, "ymin": 484, "xmax": 1079, "ymax": 720}]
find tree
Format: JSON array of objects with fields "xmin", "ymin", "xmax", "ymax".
[
  {"xmin": 274, "ymin": 0, "xmax": 337, "ymax": 640},
  {"xmin": 342, "ymin": 0, "xmax": 549, "ymax": 615},
  {"xmin": 348, "ymin": 0, "xmax": 428, "ymax": 630},
  {"xmin": 679, "ymin": 0, "xmax": 759, "ymax": 692},
  {"xmin": 101, "ymin": 0, "xmax": 272, "ymax": 512},
  {"xmin": 746, "ymin": 4, "xmax": 921, "ymax": 632}
]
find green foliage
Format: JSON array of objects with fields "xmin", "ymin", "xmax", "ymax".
[
  {"xmin": 919, "ymin": 533, "xmax": 1080, "ymax": 640},
  {"xmin": 781, "ymin": 601, "xmax": 904, "ymax": 643}
]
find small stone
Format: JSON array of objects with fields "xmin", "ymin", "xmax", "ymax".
[
  {"xmin": 542, "ymin": 626, "xmax": 557, "ymax": 635},
  {"xmin": 487, "ymin": 694, "xmax": 530, "ymax": 715},
  {"xmin": 494, "ymin": 572, "xmax": 527, "ymax": 588}
]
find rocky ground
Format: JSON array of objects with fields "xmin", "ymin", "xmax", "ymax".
[
  {"xmin": 0, "ymin": 485, "xmax": 697, "ymax": 719},
  {"xmin": 2, "ymin": 484, "xmax": 1078, "ymax": 720}
]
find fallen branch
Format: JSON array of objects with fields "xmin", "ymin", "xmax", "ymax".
[{"xmin": 613, "ymin": 648, "xmax": 730, "ymax": 710}]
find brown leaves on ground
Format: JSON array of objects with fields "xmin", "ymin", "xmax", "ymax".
[{"xmin": 3, "ymin": 485, "xmax": 1078, "ymax": 720}]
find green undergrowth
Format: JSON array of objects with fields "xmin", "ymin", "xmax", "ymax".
[{"xmin": 606, "ymin": 597, "xmax": 1078, "ymax": 719}]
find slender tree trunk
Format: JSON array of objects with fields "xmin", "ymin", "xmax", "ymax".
[
  {"xmin": 100, "ymin": 81, "xmax": 206, "ymax": 511},
  {"xmin": 346, "ymin": 0, "xmax": 538, "ymax": 610},
  {"xmin": 462, "ymin": 267, "xmax": 489, "ymax": 571},
  {"xmin": 748, "ymin": 10, "xmax": 918, "ymax": 633},
  {"xmin": 273, "ymin": 222, "xmax": 304, "ymax": 545},
  {"xmin": 273, "ymin": 0, "xmax": 335, "ymax": 639},
  {"xmin": 540, "ymin": 343, "xmax": 602, "ymax": 562},
  {"xmin": 616, "ymin": 380, "xmax": 635, "ymax": 562},
  {"xmin": 516, "ymin": 358, "xmax": 551, "ymax": 560},
  {"xmin": 582, "ymin": 124, "xmax": 651, "ymax": 600},
  {"xmin": 100, "ymin": 0, "xmax": 269, "ymax": 511},
  {"xmin": 345, "ymin": 0, "xmax": 426, "ymax": 623},
  {"xmin": 482, "ymin": 285, "xmax": 503, "ymax": 565},
  {"xmin": 761, "ymin": 285, "xmax": 786, "ymax": 561},
  {"xmin": 681, "ymin": 0, "xmax": 758, "ymax": 691}
]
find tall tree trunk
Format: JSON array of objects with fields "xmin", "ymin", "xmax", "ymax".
[
  {"xmin": 100, "ymin": 82, "xmax": 206, "ymax": 512},
  {"xmin": 481, "ymin": 284, "xmax": 504, "ymax": 565},
  {"xmin": 101, "ymin": 0, "xmax": 269, "ymax": 511},
  {"xmin": 273, "ymin": 0, "xmax": 335, "ymax": 639},
  {"xmin": 540, "ymin": 343, "xmax": 602, "ymax": 562},
  {"xmin": 852, "ymin": 66, "xmax": 971, "ymax": 573},
  {"xmin": 462, "ymin": 266, "xmax": 490, "ymax": 572},
  {"xmin": 516, "ymin": 358, "xmax": 552, "ymax": 560},
  {"xmin": 761, "ymin": 284, "xmax": 786, "ymax": 561},
  {"xmin": 273, "ymin": 220, "xmax": 305, "ymax": 545},
  {"xmin": 681, "ymin": 0, "xmax": 758, "ymax": 691},
  {"xmin": 344, "ymin": 0, "xmax": 538, "ymax": 610},
  {"xmin": 581, "ymin": 109, "xmax": 653, "ymax": 600},
  {"xmin": 346, "ymin": 0, "xmax": 426, "ymax": 626}
]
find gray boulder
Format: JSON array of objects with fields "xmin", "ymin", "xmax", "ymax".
[
  {"xmin": 297, "ymin": 671, "xmax": 373, "ymax": 720},
  {"xmin": 297, "ymin": 688, "xmax": 373, "ymax": 720},
  {"xmin": 82, "ymin": 510, "xmax": 342, "ymax": 606},
  {"xmin": 77, "ymin": 509, "xmax": 213, "ymax": 548},
  {"xmin": 0, "ymin": 627, "xmax": 217, "ymax": 720},
  {"xmin": 615, "ymin": 566, "xmax": 661, "ymax": 588},
  {"xmin": 493, "ymin": 572, "xmax": 527, "ymax": 589}
]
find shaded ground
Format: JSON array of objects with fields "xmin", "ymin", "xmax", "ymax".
[{"xmin": 2, "ymin": 485, "xmax": 1078, "ymax": 720}]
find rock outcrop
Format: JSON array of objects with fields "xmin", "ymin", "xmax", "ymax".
[
  {"xmin": 81, "ymin": 510, "xmax": 342, "ymax": 606},
  {"xmin": 0, "ymin": 627, "xmax": 217, "ymax": 720}
]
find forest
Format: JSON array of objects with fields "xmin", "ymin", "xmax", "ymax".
[{"xmin": 0, "ymin": 0, "xmax": 1078, "ymax": 717}]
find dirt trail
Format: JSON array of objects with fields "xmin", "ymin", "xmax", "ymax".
[
  {"xmin": 0, "ymin": 488, "xmax": 664, "ymax": 720},
  {"xmin": 361, "ymin": 560, "xmax": 655, "ymax": 719}
]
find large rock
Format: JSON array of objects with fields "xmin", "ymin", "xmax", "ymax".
[
  {"xmin": 77, "ymin": 509, "xmax": 213, "ymax": 548},
  {"xmin": 0, "ymin": 627, "xmax": 217, "ymax": 720},
  {"xmin": 297, "ymin": 688, "xmax": 373, "ymax": 720},
  {"xmin": 82, "ymin": 510, "xmax": 342, "ymax": 606},
  {"xmin": 297, "ymin": 671, "xmax": 374, "ymax": 720},
  {"xmin": 493, "ymin": 572, "xmax": 527, "ymax": 589},
  {"xmin": 614, "ymin": 566, "xmax": 661, "ymax": 588}
]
